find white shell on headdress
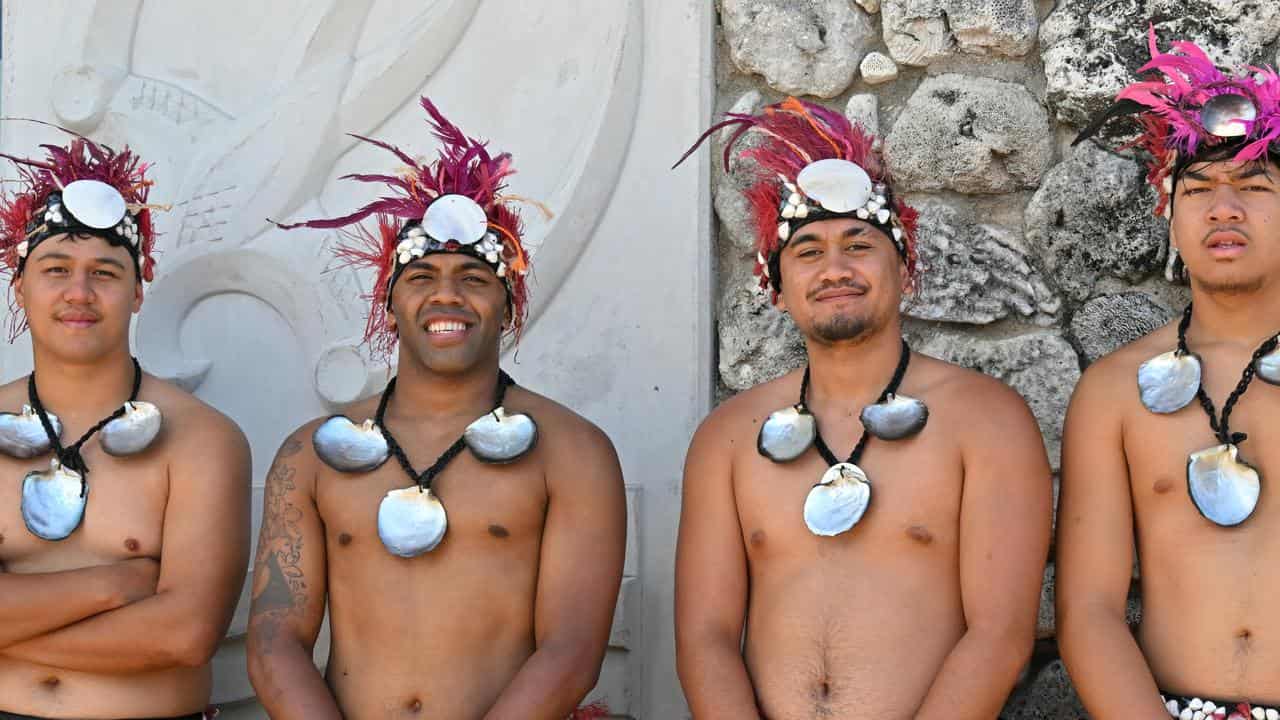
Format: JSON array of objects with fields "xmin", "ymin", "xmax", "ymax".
[
  {"xmin": 422, "ymin": 194, "xmax": 489, "ymax": 246},
  {"xmin": 1200, "ymin": 93, "xmax": 1258, "ymax": 138},
  {"xmin": 61, "ymin": 180, "xmax": 128, "ymax": 230},
  {"xmin": 796, "ymin": 159, "xmax": 873, "ymax": 214}
]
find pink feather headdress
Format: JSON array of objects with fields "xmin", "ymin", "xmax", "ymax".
[
  {"xmin": 0, "ymin": 125, "xmax": 160, "ymax": 340},
  {"xmin": 277, "ymin": 97, "xmax": 538, "ymax": 360},
  {"xmin": 677, "ymin": 97, "xmax": 919, "ymax": 301},
  {"xmin": 1075, "ymin": 28, "xmax": 1280, "ymax": 218}
]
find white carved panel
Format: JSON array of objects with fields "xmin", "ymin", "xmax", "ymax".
[{"xmin": 1, "ymin": 0, "xmax": 712, "ymax": 716}]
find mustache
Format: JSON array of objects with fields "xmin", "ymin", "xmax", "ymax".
[
  {"xmin": 1202, "ymin": 225, "xmax": 1250, "ymax": 244},
  {"xmin": 806, "ymin": 279, "xmax": 869, "ymax": 301}
]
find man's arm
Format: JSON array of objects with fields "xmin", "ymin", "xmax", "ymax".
[
  {"xmin": 0, "ymin": 411, "xmax": 251, "ymax": 672},
  {"xmin": 914, "ymin": 380, "xmax": 1053, "ymax": 720},
  {"xmin": 0, "ymin": 558, "xmax": 158, "ymax": 648},
  {"xmin": 484, "ymin": 418, "xmax": 626, "ymax": 720},
  {"xmin": 1056, "ymin": 362, "xmax": 1167, "ymax": 719},
  {"xmin": 674, "ymin": 413, "xmax": 763, "ymax": 720},
  {"xmin": 245, "ymin": 431, "xmax": 341, "ymax": 720}
]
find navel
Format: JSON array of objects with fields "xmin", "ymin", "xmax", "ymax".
[
  {"xmin": 0, "ymin": 532, "xmax": 5, "ymax": 544},
  {"xmin": 337, "ymin": 532, "xmax": 353, "ymax": 547},
  {"xmin": 40, "ymin": 676, "xmax": 60, "ymax": 690},
  {"xmin": 123, "ymin": 537, "xmax": 140, "ymax": 552},
  {"xmin": 906, "ymin": 525, "xmax": 934, "ymax": 545},
  {"xmin": 406, "ymin": 697, "xmax": 423, "ymax": 713},
  {"xmin": 488, "ymin": 524, "xmax": 510, "ymax": 539}
]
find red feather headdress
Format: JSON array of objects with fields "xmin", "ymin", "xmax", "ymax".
[
  {"xmin": 0, "ymin": 124, "xmax": 159, "ymax": 340},
  {"xmin": 1075, "ymin": 27, "xmax": 1280, "ymax": 218},
  {"xmin": 677, "ymin": 97, "xmax": 919, "ymax": 301},
  {"xmin": 276, "ymin": 98, "xmax": 537, "ymax": 360}
]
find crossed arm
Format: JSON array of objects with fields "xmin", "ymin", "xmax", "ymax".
[
  {"xmin": 0, "ymin": 414, "xmax": 251, "ymax": 673},
  {"xmin": 1056, "ymin": 363, "xmax": 1169, "ymax": 719}
]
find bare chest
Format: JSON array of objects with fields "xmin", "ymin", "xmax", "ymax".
[
  {"xmin": 734, "ymin": 430, "xmax": 963, "ymax": 569},
  {"xmin": 0, "ymin": 447, "xmax": 168, "ymax": 571}
]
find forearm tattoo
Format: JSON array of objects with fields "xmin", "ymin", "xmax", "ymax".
[{"xmin": 249, "ymin": 438, "xmax": 308, "ymax": 647}]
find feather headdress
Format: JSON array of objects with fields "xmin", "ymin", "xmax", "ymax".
[
  {"xmin": 677, "ymin": 97, "xmax": 919, "ymax": 300},
  {"xmin": 0, "ymin": 125, "xmax": 159, "ymax": 339},
  {"xmin": 1075, "ymin": 27, "xmax": 1280, "ymax": 218},
  {"xmin": 277, "ymin": 97, "xmax": 538, "ymax": 360}
]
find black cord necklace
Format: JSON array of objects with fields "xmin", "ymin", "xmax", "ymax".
[
  {"xmin": 803, "ymin": 338, "xmax": 912, "ymax": 470},
  {"xmin": 373, "ymin": 369, "xmax": 514, "ymax": 492},
  {"xmin": 799, "ymin": 339, "xmax": 915, "ymax": 537},
  {"xmin": 1176, "ymin": 304, "xmax": 1278, "ymax": 527},
  {"xmin": 29, "ymin": 356, "xmax": 143, "ymax": 488}
]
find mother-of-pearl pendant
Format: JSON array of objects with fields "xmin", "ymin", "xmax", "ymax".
[
  {"xmin": 100, "ymin": 401, "xmax": 163, "ymax": 456},
  {"xmin": 1255, "ymin": 345, "xmax": 1280, "ymax": 386},
  {"xmin": 859, "ymin": 393, "xmax": 929, "ymax": 441},
  {"xmin": 0, "ymin": 404, "xmax": 61, "ymax": 459},
  {"xmin": 313, "ymin": 416, "xmax": 390, "ymax": 473},
  {"xmin": 757, "ymin": 405, "xmax": 816, "ymax": 463},
  {"xmin": 21, "ymin": 458, "xmax": 87, "ymax": 541},
  {"xmin": 464, "ymin": 407, "xmax": 537, "ymax": 463},
  {"xmin": 377, "ymin": 486, "xmax": 449, "ymax": 558},
  {"xmin": 803, "ymin": 462, "xmax": 871, "ymax": 537},
  {"xmin": 1187, "ymin": 443, "xmax": 1260, "ymax": 527},
  {"xmin": 1137, "ymin": 350, "xmax": 1202, "ymax": 414}
]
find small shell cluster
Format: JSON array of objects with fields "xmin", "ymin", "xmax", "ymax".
[
  {"xmin": 113, "ymin": 213, "xmax": 140, "ymax": 247},
  {"xmin": 1161, "ymin": 694, "xmax": 1278, "ymax": 720},
  {"xmin": 395, "ymin": 227, "xmax": 509, "ymax": 278},
  {"xmin": 772, "ymin": 161, "xmax": 905, "ymax": 256}
]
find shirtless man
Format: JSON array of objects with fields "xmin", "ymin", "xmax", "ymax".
[
  {"xmin": 0, "ymin": 135, "xmax": 250, "ymax": 718},
  {"xmin": 245, "ymin": 98, "xmax": 625, "ymax": 720},
  {"xmin": 674, "ymin": 98, "xmax": 1052, "ymax": 719},
  {"xmin": 1058, "ymin": 36, "xmax": 1280, "ymax": 718}
]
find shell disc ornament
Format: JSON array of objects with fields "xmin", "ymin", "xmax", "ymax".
[
  {"xmin": 758, "ymin": 405, "xmax": 817, "ymax": 462},
  {"xmin": 422, "ymin": 194, "xmax": 489, "ymax": 245},
  {"xmin": 803, "ymin": 463, "xmax": 871, "ymax": 537},
  {"xmin": 1187, "ymin": 444, "xmax": 1260, "ymax": 527},
  {"xmin": 0, "ymin": 405, "xmax": 61, "ymax": 459},
  {"xmin": 859, "ymin": 394, "xmax": 928, "ymax": 441},
  {"xmin": 1200, "ymin": 93, "xmax": 1257, "ymax": 138},
  {"xmin": 1138, "ymin": 350, "xmax": 1202, "ymax": 414},
  {"xmin": 22, "ymin": 459, "xmax": 87, "ymax": 541},
  {"xmin": 313, "ymin": 416, "xmax": 391, "ymax": 473},
  {"xmin": 99, "ymin": 402, "xmax": 162, "ymax": 456},
  {"xmin": 1255, "ymin": 346, "xmax": 1280, "ymax": 386},
  {"xmin": 377, "ymin": 486, "xmax": 448, "ymax": 557},
  {"xmin": 464, "ymin": 407, "xmax": 537, "ymax": 464},
  {"xmin": 795, "ymin": 159, "xmax": 873, "ymax": 213},
  {"xmin": 61, "ymin": 179, "xmax": 128, "ymax": 229}
]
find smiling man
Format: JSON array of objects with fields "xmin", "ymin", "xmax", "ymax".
[
  {"xmin": 673, "ymin": 98, "xmax": 1052, "ymax": 719},
  {"xmin": 247, "ymin": 98, "xmax": 625, "ymax": 720},
  {"xmin": 0, "ymin": 134, "xmax": 250, "ymax": 719},
  {"xmin": 1058, "ymin": 34, "xmax": 1280, "ymax": 718}
]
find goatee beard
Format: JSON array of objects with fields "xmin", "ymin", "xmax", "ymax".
[
  {"xmin": 813, "ymin": 314, "xmax": 871, "ymax": 343},
  {"xmin": 1196, "ymin": 274, "xmax": 1266, "ymax": 296}
]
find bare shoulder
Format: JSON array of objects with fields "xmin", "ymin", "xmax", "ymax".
[
  {"xmin": 143, "ymin": 373, "xmax": 248, "ymax": 457},
  {"xmin": 1084, "ymin": 320, "xmax": 1173, "ymax": 387},
  {"xmin": 691, "ymin": 369, "xmax": 802, "ymax": 452},
  {"xmin": 505, "ymin": 384, "xmax": 616, "ymax": 459},
  {"xmin": 908, "ymin": 352, "xmax": 1034, "ymax": 430}
]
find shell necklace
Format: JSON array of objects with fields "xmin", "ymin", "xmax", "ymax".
[
  {"xmin": 758, "ymin": 339, "xmax": 928, "ymax": 536},
  {"xmin": 1138, "ymin": 305, "xmax": 1278, "ymax": 526},
  {"xmin": 16, "ymin": 357, "xmax": 163, "ymax": 541},
  {"xmin": 312, "ymin": 370, "xmax": 537, "ymax": 558}
]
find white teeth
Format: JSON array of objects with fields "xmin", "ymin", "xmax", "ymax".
[{"xmin": 427, "ymin": 321, "xmax": 467, "ymax": 334}]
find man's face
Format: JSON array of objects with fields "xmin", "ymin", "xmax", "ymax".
[
  {"xmin": 1171, "ymin": 157, "xmax": 1280, "ymax": 295},
  {"xmin": 13, "ymin": 233, "xmax": 141, "ymax": 364},
  {"xmin": 389, "ymin": 252, "xmax": 509, "ymax": 374},
  {"xmin": 775, "ymin": 217, "xmax": 906, "ymax": 345}
]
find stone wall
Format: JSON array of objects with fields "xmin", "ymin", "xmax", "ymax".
[{"xmin": 710, "ymin": 1, "xmax": 1280, "ymax": 715}]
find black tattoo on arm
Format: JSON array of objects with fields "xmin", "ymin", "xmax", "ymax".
[{"xmin": 250, "ymin": 455, "xmax": 308, "ymax": 650}]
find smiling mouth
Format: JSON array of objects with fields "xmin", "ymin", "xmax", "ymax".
[{"xmin": 426, "ymin": 320, "xmax": 470, "ymax": 335}]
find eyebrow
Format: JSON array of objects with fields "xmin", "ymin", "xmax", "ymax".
[
  {"xmin": 1181, "ymin": 165, "xmax": 1274, "ymax": 182},
  {"xmin": 33, "ymin": 252, "xmax": 128, "ymax": 270},
  {"xmin": 403, "ymin": 257, "xmax": 494, "ymax": 274},
  {"xmin": 789, "ymin": 225, "xmax": 868, "ymax": 248}
]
